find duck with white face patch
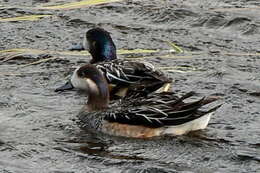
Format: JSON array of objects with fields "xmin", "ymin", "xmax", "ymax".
[{"xmin": 75, "ymin": 64, "xmax": 222, "ymax": 138}]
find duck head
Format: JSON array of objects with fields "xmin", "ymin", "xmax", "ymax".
[
  {"xmin": 84, "ymin": 28, "xmax": 117, "ymax": 64},
  {"xmin": 55, "ymin": 67, "xmax": 85, "ymax": 92},
  {"xmin": 56, "ymin": 64, "xmax": 109, "ymax": 111},
  {"xmin": 78, "ymin": 64, "xmax": 110, "ymax": 110}
]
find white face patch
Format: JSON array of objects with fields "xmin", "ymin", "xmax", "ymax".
[
  {"xmin": 86, "ymin": 79, "xmax": 99, "ymax": 95},
  {"xmin": 71, "ymin": 67, "xmax": 88, "ymax": 90}
]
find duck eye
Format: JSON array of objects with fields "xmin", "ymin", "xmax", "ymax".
[{"xmin": 92, "ymin": 41, "xmax": 96, "ymax": 48}]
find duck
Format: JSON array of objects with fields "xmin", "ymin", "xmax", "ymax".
[
  {"xmin": 69, "ymin": 27, "xmax": 117, "ymax": 64},
  {"xmin": 56, "ymin": 28, "xmax": 172, "ymax": 98},
  {"xmin": 76, "ymin": 64, "xmax": 222, "ymax": 138}
]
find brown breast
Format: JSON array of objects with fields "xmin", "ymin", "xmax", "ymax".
[{"xmin": 102, "ymin": 121, "xmax": 162, "ymax": 138}]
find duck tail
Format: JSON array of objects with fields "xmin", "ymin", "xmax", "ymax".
[
  {"xmin": 201, "ymin": 96, "xmax": 221, "ymax": 105},
  {"xmin": 178, "ymin": 94, "xmax": 222, "ymax": 113},
  {"xmin": 198, "ymin": 104, "xmax": 223, "ymax": 115},
  {"xmin": 194, "ymin": 96, "xmax": 223, "ymax": 115},
  {"xmin": 167, "ymin": 91, "xmax": 196, "ymax": 105}
]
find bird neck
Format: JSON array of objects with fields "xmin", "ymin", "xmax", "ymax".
[{"xmin": 86, "ymin": 78, "xmax": 109, "ymax": 111}]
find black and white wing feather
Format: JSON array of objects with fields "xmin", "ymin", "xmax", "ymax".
[
  {"xmin": 104, "ymin": 92, "xmax": 222, "ymax": 128},
  {"xmin": 95, "ymin": 59, "xmax": 172, "ymax": 93}
]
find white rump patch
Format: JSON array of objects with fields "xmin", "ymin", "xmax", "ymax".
[{"xmin": 162, "ymin": 113, "xmax": 213, "ymax": 136}]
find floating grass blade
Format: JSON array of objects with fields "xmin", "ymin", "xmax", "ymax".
[
  {"xmin": 1, "ymin": 48, "xmax": 258, "ymax": 60},
  {"xmin": 0, "ymin": 49, "xmax": 41, "ymax": 54},
  {"xmin": 0, "ymin": 15, "xmax": 52, "ymax": 22},
  {"xmin": 117, "ymin": 49, "xmax": 159, "ymax": 54},
  {"xmin": 40, "ymin": 0, "xmax": 122, "ymax": 10},
  {"xmin": 0, "ymin": 48, "xmax": 161, "ymax": 57},
  {"xmin": 125, "ymin": 54, "xmax": 193, "ymax": 60},
  {"xmin": 20, "ymin": 57, "xmax": 58, "ymax": 67},
  {"xmin": 0, "ymin": 53, "xmax": 27, "ymax": 63},
  {"xmin": 166, "ymin": 41, "xmax": 184, "ymax": 53}
]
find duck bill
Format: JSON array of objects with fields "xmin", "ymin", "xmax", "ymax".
[
  {"xmin": 68, "ymin": 43, "xmax": 85, "ymax": 51},
  {"xmin": 55, "ymin": 81, "xmax": 74, "ymax": 92}
]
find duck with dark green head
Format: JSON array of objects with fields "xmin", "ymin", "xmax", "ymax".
[
  {"xmin": 56, "ymin": 28, "xmax": 172, "ymax": 99},
  {"xmin": 76, "ymin": 64, "xmax": 222, "ymax": 138},
  {"xmin": 70, "ymin": 28, "xmax": 117, "ymax": 64},
  {"xmin": 85, "ymin": 28, "xmax": 117, "ymax": 64}
]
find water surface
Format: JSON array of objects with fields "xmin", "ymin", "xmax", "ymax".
[{"xmin": 0, "ymin": 0, "xmax": 260, "ymax": 172}]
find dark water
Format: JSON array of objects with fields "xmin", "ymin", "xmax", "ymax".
[{"xmin": 0, "ymin": 0, "xmax": 260, "ymax": 172}]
